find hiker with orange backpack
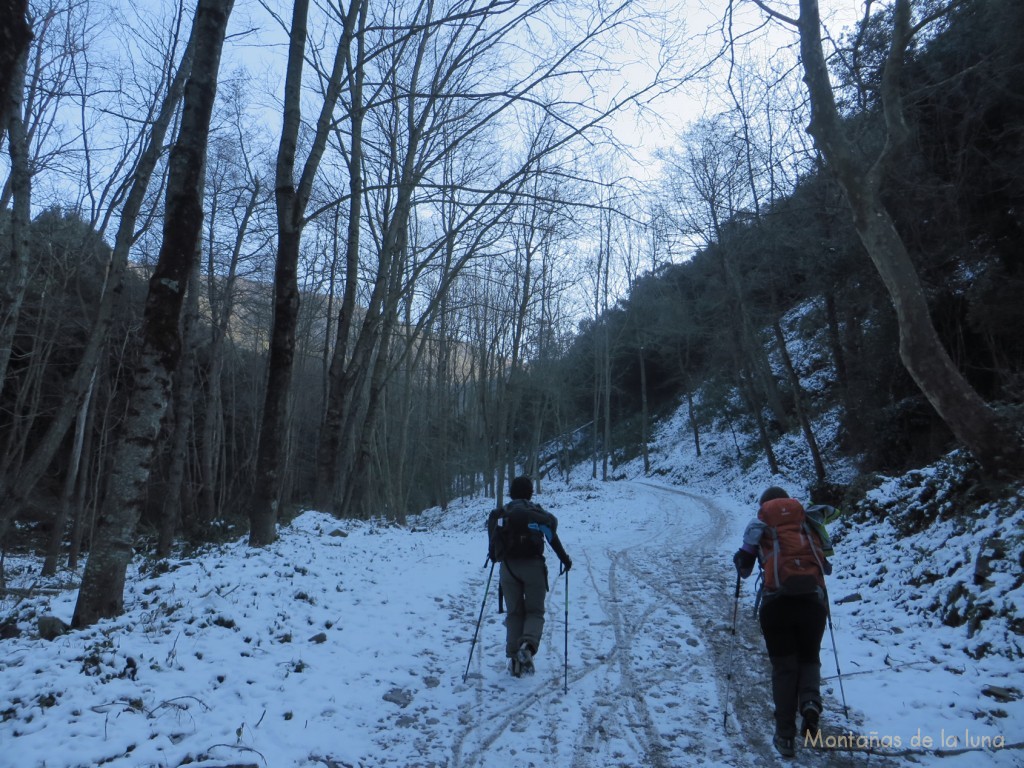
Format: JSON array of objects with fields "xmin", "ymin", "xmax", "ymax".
[{"xmin": 732, "ymin": 486, "xmax": 839, "ymax": 758}]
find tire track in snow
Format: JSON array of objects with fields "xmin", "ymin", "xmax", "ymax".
[
  {"xmin": 567, "ymin": 485, "xmax": 722, "ymax": 768},
  {"xmin": 450, "ymin": 484, "xmax": 688, "ymax": 768},
  {"xmin": 591, "ymin": 550, "xmax": 672, "ymax": 768},
  {"xmin": 450, "ymin": 559, "xmax": 618, "ymax": 768}
]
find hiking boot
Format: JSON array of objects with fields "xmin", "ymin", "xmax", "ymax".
[
  {"xmin": 516, "ymin": 642, "xmax": 533, "ymax": 664},
  {"xmin": 773, "ymin": 733, "xmax": 796, "ymax": 758},
  {"xmin": 800, "ymin": 701, "xmax": 821, "ymax": 738},
  {"xmin": 509, "ymin": 658, "xmax": 522, "ymax": 678},
  {"xmin": 516, "ymin": 642, "xmax": 535, "ymax": 675}
]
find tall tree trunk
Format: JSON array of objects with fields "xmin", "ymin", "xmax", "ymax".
[
  {"xmin": 316, "ymin": 3, "xmax": 366, "ymax": 509},
  {"xmin": 686, "ymin": 390, "xmax": 701, "ymax": 457},
  {"xmin": 41, "ymin": 372, "xmax": 94, "ymax": 576},
  {"xmin": 345, "ymin": 233, "xmax": 410, "ymax": 519},
  {"xmin": 251, "ymin": 0, "xmax": 360, "ymax": 541},
  {"xmin": 0, "ymin": 44, "xmax": 30, "ymax": 403},
  {"xmin": 639, "ymin": 343, "xmax": 650, "ymax": 474},
  {"xmin": 198, "ymin": 180, "xmax": 256, "ymax": 525},
  {"xmin": 67, "ymin": 381, "xmax": 99, "ymax": 572},
  {"xmin": 0, "ymin": 0, "xmax": 31, "ymax": 150},
  {"xmin": 793, "ymin": 0, "xmax": 1024, "ymax": 477},
  {"xmin": 249, "ymin": 0, "xmax": 310, "ymax": 538},
  {"xmin": 342, "ymin": 304, "xmax": 396, "ymax": 519},
  {"xmin": 250, "ymin": 224, "xmax": 301, "ymax": 543},
  {"xmin": 601, "ymin": 224, "xmax": 612, "ymax": 481},
  {"xmin": 591, "ymin": 331, "xmax": 600, "ymax": 480},
  {"xmin": 159, "ymin": 265, "xmax": 201, "ymax": 556},
  {"xmin": 433, "ymin": 241, "xmax": 455, "ymax": 510},
  {"xmin": 72, "ymin": 0, "xmax": 234, "ymax": 628},
  {"xmin": 319, "ymin": 1, "xmax": 372, "ymax": 512},
  {"xmin": 331, "ymin": 237, "xmax": 397, "ymax": 513},
  {"xmin": 772, "ymin": 319, "xmax": 826, "ymax": 484}
]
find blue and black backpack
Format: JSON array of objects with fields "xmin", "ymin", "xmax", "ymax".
[{"xmin": 488, "ymin": 500, "xmax": 546, "ymax": 562}]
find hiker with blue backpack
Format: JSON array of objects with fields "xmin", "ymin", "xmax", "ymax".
[
  {"xmin": 733, "ymin": 486, "xmax": 840, "ymax": 757},
  {"xmin": 487, "ymin": 476, "xmax": 572, "ymax": 677}
]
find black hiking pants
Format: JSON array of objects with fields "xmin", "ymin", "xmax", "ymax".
[{"xmin": 758, "ymin": 592, "xmax": 827, "ymax": 738}]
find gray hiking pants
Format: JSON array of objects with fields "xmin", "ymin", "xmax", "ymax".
[{"xmin": 500, "ymin": 558, "xmax": 548, "ymax": 658}]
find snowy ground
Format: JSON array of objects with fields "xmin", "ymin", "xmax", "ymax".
[{"xmin": 0, "ymin": 466, "xmax": 1021, "ymax": 767}]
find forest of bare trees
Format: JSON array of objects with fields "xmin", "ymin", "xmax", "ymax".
[{"xmin": 2, "ymin": 0, "xmax": 1022, "ymax": 626}]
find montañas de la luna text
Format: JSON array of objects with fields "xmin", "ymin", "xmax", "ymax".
[{"xmin": 804, "ymin": 728, "xmax": 1006, "ymax": 751}]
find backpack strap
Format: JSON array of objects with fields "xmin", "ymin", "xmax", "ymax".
[
  {"xmin": 753, "ymin": 565, "xmax": 764, "ymax": 617},
  {"xmin": 800, "ymin": 520, "xmax": 829, "ymax": 576}
]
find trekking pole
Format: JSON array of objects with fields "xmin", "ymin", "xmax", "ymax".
[
  {"xmin": 825, "ymin": 591, "xmax": 849, "ymax": 718},
  {"xmin": 563, "ymin": 568, "xmax": 569, "ymax": 694},
  {"xmin": 722, "ymin": 573, "xmax": 741, "ymax": 732},
  {"xmin": 752, "ymin": 567, "xmax": 764, "ymax": 618},
  {"xmin": 463, "ymin": 561, "xmax": 495, "ymax": 683}
]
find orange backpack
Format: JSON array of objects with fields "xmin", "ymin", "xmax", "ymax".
[{"xmin": 757, "ymin": 498, "xmax": 830, "ymax": 595}]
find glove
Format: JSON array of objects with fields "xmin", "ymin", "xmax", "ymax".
[
  {"xmin": 733, "ymin": 549, "xmax": 755, "ymax": 578},
  {"xmin": 561, "ymin": 557, "xmax": 573, "ymax": 573}
]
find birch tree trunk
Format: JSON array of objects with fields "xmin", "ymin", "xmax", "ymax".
[
  {"xmin": 72, "ymin": 0, "xmax": 234, "ymax": 627},
  {"xmin": 158, "ymin": 264, "xmax": 201, "ymax": 556}
]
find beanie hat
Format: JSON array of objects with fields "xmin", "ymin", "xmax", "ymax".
[
  {"xmin": 759, "ymin": 486, "xmax": 789, "ymax": 505},
  {"xmin": 509, "ymin": 476, "xmax": 533, "ymax": 500}
]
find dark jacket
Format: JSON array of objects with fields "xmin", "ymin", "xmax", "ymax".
[{"xmin": 488, "ymin": 499, "xmax": 572, "ymax": 570}]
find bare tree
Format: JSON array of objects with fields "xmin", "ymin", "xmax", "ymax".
[
  {"xmin": 196, "ymin": 136, "xmax": 267, "ymax": 528},
  {"xmin": 724, "ymin": 50, "xmax": 828, "ymax": 482},
  {"xmin": 0, "ymin": 0, "xmax": 31, "ymax": 408}
]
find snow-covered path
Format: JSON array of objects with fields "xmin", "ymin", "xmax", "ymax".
[
  {"xmin": 0, "ymin": 478, "xmax": 1016, "ymax": 767},
  {"xmin": 448, "ymin": 481, "xmax": 898, "ymax": 768},
  {"xmin": 452, "ymin": 482, "xmax": 735, "ymax": 768}
]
